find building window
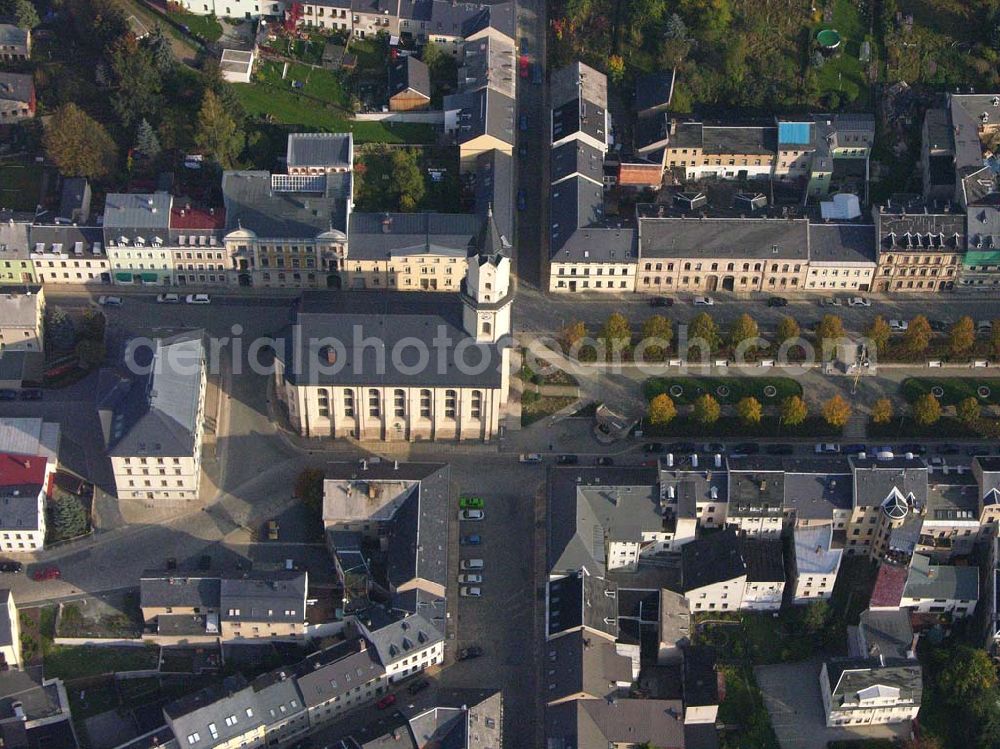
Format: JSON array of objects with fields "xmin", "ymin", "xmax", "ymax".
[
  {"xmin": 344, "ymin": 389, "xmax": 355, "ymax": 417},
  {"xmin": 471, "ymin": 390, "xmax": 482, "ymax": 419},
  {"xmin": 368, "ymin": 388, "xmax": 380, "ymax": 417},
  {"xmin": 394, "ymin": 389, "xmax": 406, "ymax": 417},
  {"xmin": 445, "ymin": 390, "xmax": 457, "ymax": 418},
  {"xmin": 419, "ymin": 389, "xmax": 432, "ymax": 418}
]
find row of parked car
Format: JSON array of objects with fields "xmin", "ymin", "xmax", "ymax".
[
  {"xmin": 458, "ymin": 494, "xmax": 486, "ymax": 598},
  {"xmin": 0, "ymin": 388, "xmax": 42, "ymax": 401},
  {"xmin": 97, "ymin": 293, "xmax": 212, "ymax": 307}
]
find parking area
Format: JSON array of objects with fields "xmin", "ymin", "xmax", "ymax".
[{"xmin": 754, "ymin": 659, "xmax": 912, "ymax": 749}]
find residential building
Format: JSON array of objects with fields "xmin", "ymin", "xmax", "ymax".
[
  {"xmin": 0, "ymin": 25, "xmax": 29, "ymax": 61},
  {"xmin": 104, "ymin": 193, "xmax": 174, "ymax": 286},
  {"xmin": 873, "ymin": 202, "xmax": 964, "ymax": 292},
  {"xmin": 960, "ymin": 196, "xmax": 1000, "ymax": 290},
  {"xmin": 871, "ymin": 553, "xmax": 979, "ymax": 617},
  {"xmin": 920, "ymin": 107, "xmax": 956, "ymax": 203},
  {"xmin": 57, "ymin": 178, "xmax": 91, "ymax": 225},
  {"xmin": 0, "ymin": 418, "xmax": 60, "ymax": 464},
  {"xmin": 0, "ymin": 219, "xmax": 33, "ymax": 285},
  {"xmin": 940, "ymin": 93, "xmax": 1000, "ymax": 207},
  {"xmin": 680, "ymin": 529, "xmax": 748, "ymax": 613},
  {"xmin": 0, "ymin": 453, "xmax": 50, "ymax": 553},
  {"xmin": 791, "ymin": 525, "xmax": 843, "ymax": 602},
  {"xmin": 0, "ymin": 287, "xmax": 43, "ymax": 352},
  {"xmin": 0, "ymin": 590, "xmax": 20, "ymax": 670},
  {"xmin": 293, "ymin": 0, "xmax": 352, "ymax": 33},
  {"xmin": 805, "ymin": 222, "xmax": 877, "ymax": 291},
  {"xmin": 919, "ymin": 468, "xmax": 981, "ymax": 558},
  {"xmin": 168, "ymin": 203, "xmax": 227, "ymax": 287},
  {"xmin": 163, "ymin": 675, "xmax": 267, "ymax": 749},
  {"xmin": 781, "ymin": 456, "xmax": 853, "ymax": 530},
  {"xmin": 139, "ymin": 573, "xmax": 221, "ymax": 638},
  {"xmin": 546, "ymin": 697, "xmax": 688, "ymax": 749},
  {"xmin": 659, "ymin": 452, "xmax": 728, "ymax": 534},
  {"xmin": 0, "ymin": 670, "xmax": 77, "ymax": 748},
  {"xmin": 657, "ymin": 589, "xmax": 691, "ymax": 665},
  {"xmin": 0, "ymin": 73, "xmax": 34, "ymax": 121},
  {"xmin": 29, "ymin": 226, "xmax": 109, "ymax": 285},
  {"xmin": 354, "ymin": 611, "xmax": 445, "ymax": 682},
  {"xmin": 247, "ymin": 669, "xmax": 309, "ymax": 746},
  {"xmin": 846, "ymin": 456, "xmax": 928, "ymax": 560},
  {"xmin": 545, "ymin": 570, "xmax": 619, "ymax": 642},
  {"xmin": 550, "ymin": 62, "xmax": 609, "ymax": 154},
  {"xmin": 636, "ymin": 208, "xmax": 809, "ymax": 294},
  {"xmin": 295, "ymin": 639, "xmax": 387, "ymax": 726},
  {"xmin": 99, "ymin": 333, "xmax": 207, "ymax": 502},
  {"xmin": 726, "ymin": 456, "xmax": 785, "ymax": 536},
  {"xmin": 974, "ymin": 456, "xmax": 1000, "ymax": 527},
  {"xmin": 388, "ymin": 55, "xmax": 430, "ymax": 111},
  {"xmin": 543, "ymin": 629, "xmax": 634, "ymax": 706},
  {"xmin": 273, "ymin": 228, "xmax": 512, "ymax": 442},
  {"xmin": 634, "ymin": 70, "xmax": 675, "ymax": 120},
  {"xmin": 774, "ymin": 115, "xmax": 875, "ymax": 199},
  {"xmin": 443, "ymin": 87, "xmax": 515, "ymax": 172},
  {"xmin": 665, "ymin": 120, "xmax": 777, "ymax": 181},
  {"xmin": 820, "ymin": 658, "xmax": 921, "ymax": 727},
  {"xmin": 850, "ymin": 610, "xmax": 915, "ymax": 661},
  {"xmin": 739, "ymin": 537, "xmax": 785, "ymax": 610},
  {"xmin": 682, "ymin": 645, "xmax": 720, "ymax": 725},
  {"xmin": 220, "ymin": 571, "xmax": 308, "ymax": 640},
  {"xmin": 472, "ymin": 148, "xmax": 514, "ymax": 254}
]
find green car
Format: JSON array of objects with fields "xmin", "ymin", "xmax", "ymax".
[{"xmin": 459, "ymin": 495, "xmax": 485, "ymax": 510}]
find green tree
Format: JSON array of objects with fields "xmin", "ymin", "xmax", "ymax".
[
  {"xmin": 195, "ymin": 89, "xmax": 244, "ymax": 168},
  {"xmin": 559, "ymin": 320, "xmax": 586, "ymax": 351},
  {"xmin": 736, "ymin": 396, "xmax": 762, "ymax": 425},
  {"xmin": 903, "ymin": 315, "xmax": 933, "ymax": 355},
  {"xmin": 815, "ymin": 314, "xmax": 846, "ymax": 357},
  {"xmin": 957, "ymin": 396, "xmax": 981, "ymax": 425},
  {"xmin": 8, "ymin": 0, "xmax": 39, "ymax": 28},
  {"xmin": 46, "ymin": 306, "xmax": 76, "ymax": 351},
  {"xmin": 692, "ymin": 394, "xmax": 720, "ymax": 424},
  {"xmin": 601, "ymin": 312, "xmax": 631, "ymax": 359},
  {"xmin": 949, "ymin": 316, "xmax": 976, "ymax": 357},
  {"xmin": 607, "ymin": 54, "xmax": 625, "ymax": 84},
  {"xmin": 864, "ymin": 316, "xmax": 891, "ymax": 355},
  {"xmin": 821, "ymin": 394, "xmax": 852, "ymax": 428},
  {"xmin": 936, "ymin": 646, "xmax": 998, "ymax": 704},
  {"xmin": 728, "ymin": 313, "xmax": 759, "ymax": 352},
  {"xmin": 648, "ymin": 394, "xmax": 676, "ymax": 425},
  {"xmin": 640, "ymin": 315, "xmax": 672, "ymax": 361},
  {"xmin": 912, "ymin": 393, "xmax": 942, "ymax": 426},
  {"xmin": 110, "ymin": 35, "xmax": 162, "ymax": 128},
  {"xmin": 50, "ymin": 494, "xmax": 89, "ymax": 540},
  {"xmin": 294, "ymin": 468, "xmax": 325, "ymax": 515},
  {"xmin": 80, "ymin": 309, "xmax": 105, "ymax": 341},
  {"xmin": 664, "ymin": 12, "xmax": 687, "ymax": 39},
  {"xmin": 43, "ymin": 104, "xmax": 118, "ymax": 180},
  {"xmin": 776, "ymin": 315, "xmax": 800, "ymax": 344},
  {"xmin": 145, "ymin": 24, "xmax": 176, "ymax": 75},
  {"xmin": 871, "ymin": 397, "xmax": 894, "ymax": 425},
  {"xmin": 134, "ymin": 119, "xmax": 162, "ymax": 161},
  {"xmin": 802, "ymin": 600, "xmax": 829, "ymax": 634},
  {"xmin": 780, "ymin": 395, "xmax": 808, "ymax": 426},
  {"xmin": 75, "ymin": 338, "xmax": 106, "ymax": 368},
  {"xmin": 390, "ymin": 149, "xmax": 425, "ymax": 211},
  {"xmin": 688, "ymin": 312, "xmax": 720, "ymax": 353}
]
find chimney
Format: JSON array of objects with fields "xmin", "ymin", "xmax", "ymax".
[
  {"xmin": 394, "ymin": 460, "xmax": 399, "ymax": 470},
  {"xmin": 760, "ymin": 479, "xmax": 768, "ymax": 492},
  {"xmin": 691, "ymin": 454, "xmax": 698, "ymax": 468},
  {"xmin": 714, "ymin": 453, "xmax": 722, "ymax": 468},
  {"xmin": 666, "ymin": 453, "xmax": 673, "ymax": 468},
  {"xmin": 382, "ymin": 215, "xmax": 393, "ymax": 233}
]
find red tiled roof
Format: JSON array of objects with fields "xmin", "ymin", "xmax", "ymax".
[
  {"xmin": 618, "ymin": 162, "xmax": 663, "ymax": 187},
  {"xmin": 170, "ymin": 205, "xmax": 226, "ymax": 230},
  {"xmin": 869, "ymin": 563, "xmax": 907, "ymax": 608},
  {"xmin": 0, "ymin": 453, "xmax": 46, "ymax": 488}
]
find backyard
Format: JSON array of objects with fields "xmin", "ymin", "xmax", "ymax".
[
  {"xmin": 813, "ymin": 0, "xmax": 872, "ymax": 108},
  {"xmin": 0, "ymin": 161, "xmax": 46, "ymax": 212},
  {"xmin": 44, "ymin": 645, "xmax": 160, "ymax": 681},
  {"xmin": 165, "ymin": 7, "xmax": 223, "ymax": 42}
]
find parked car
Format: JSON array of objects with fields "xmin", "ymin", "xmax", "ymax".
[
  {"xmin": 815, "ymin": 443, "xmax": 841, "ymax": 454},
  {"xmin": 518, "ymin": 54, "xmax": 529, "ymax": 78},
  {"xmin": 460, "ymin": 534, "xmax": 481, "ymax": 546},
  {"xmin": 595, "ymin": 457, "xmax": 614, "ymax": 466},
  {"xmin": 517, "ymin": 189, "xmax": 526, "ymax": 211},
  {"xmin": 929, "ymin": 319, "xmax": 949, "ymax": 333},
  {"xmin": 0, "ymin": 390, "xmax": 16, "ymax": 401},
  {"xmin": 460, "ymin": 558, "xmax": 484, "ymax": 570},
  {"xmin": 693, "ymin": 296, "xmax": 714, "ymax": 306},
  {"xmin": 186, "ymin": 293, "xmax": 211, "ymax": 304},
  {"xmin": 936, "ymin": 443, "xmax": 961, "ymax": 455},
  {"xmin": 667, "ymin": 442, "xmax": 698, "ymax": 453},
  {"xmin": 555, "ymin": 454, "xmax": 578, "ymax": 465},
  {"xmin": 643, "ymin": 443, "xmax": 665, "ymax": 454},
  {"xmin": 460, "ymin": 586, "xmax": 482, "ymax": 598},
  {"xmin": 459, "ymin": 495, "xmax": 485, "ymax": 509},
  {"xmin": 267, "ymin": 519, "xmax": 279, "ymax": 540},
  {"xmin": 0, "ymin": 561, "xmax": 22, "ymax": 574},
  {"xmin": 459, "ymin": 509, "xmax": 485, "ymax": 521},
  {"xmin": 531, "ymin": 64, "xmax": 542, "ymax": 85},
  {"xmin": 156, "ymin": 293, "xmax": 180, "ymax": 304},
  {"xmin": 97, "ymin": 295, "xmax": 122, "ymax": 307},
  {"xmin": 32, "ymin": 567, "xmax": 60, "ymax": 581},
  {"xmin": 847, "ymin": 297, "xmax": 871, "ymax": 307},
  {"xmin": 19, "ymin": 389, "xmax": 42, "ymax": 401},
  {"xmin": 518, "ymin": 144, "xmax": 527, "ymax": 157},
  {"xmin": 407, "ymin": 679, "xmax": 430, "ymax": 695},
  {"xmin": 519, "ymin": 114, "xmax": 528, "ymax": 131},
  {"xmin": 703, "ymin": 442, "xmax": 726, "ymax": 454},
  {"xmin": 519, "ymin": 453, "xmax": 543, "ymax": 463},
  {"xmin": 767, "ymin": 296, "xmax": 788, "ymax": 307},
  {"xmin": 841, "ymin": 443, "xmax": 867, "ymax": 456},
  {"xmin": 650, "ymin": 296, "xmax": 674, "ymax": 308},
  {"xmin": 898, "ymin": 443, "xmax": 926, "ymax": 456},
  {"xmin": 457, "ymin": 646, "xmax": 483, "ymax": 660},
  {"xmin": 889, "ymin": 319, "xmax": 908, "ymax": 332},
  {"xmin": 458, "ymin": 574, "xmax": 482, "ymax": 584},
  {"xmin": 821, "ymin": 297, "xmax": 841, "ymax": 307},
  {"xmin": 730, "ymin": 443, "xmax": 760, "ymax": 456},
  {"xmin": 376, "ymin": 694, "xmax": 396, "ymax": 710},
  {"xmin": 978, "ymin": 320, "xmax": 993, "ymax": 334},
  {"xmin": 765, "ymin": 443, "xmax": 795, "ymax": 455}
]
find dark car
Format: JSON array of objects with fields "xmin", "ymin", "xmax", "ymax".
[
  {"xmin": 0, "ymin": 561, "xmax": 22, "ymax": 574},
  {"xmin": 198, "ymin": 555, "xmax": 211, "ymax": 571},
  {"xmin": 767, "ymin": 297, "xmax": 788, "ymax": 307},
  {"xmin": 703, "ymin": 443, "xmax": 726, "ymax": 454},
  {"xmin": 555, "ymin": 454, "xmax": 578, "ymax": 465},
  {"xmin": 407, "ymin": 678, "xmax": 430, "ymax": 695},
  {"xmin": 517, "ymin": 189, "xmax": 526, "ymax": 211},
  {"xmin": 376, "ymin": 694, "xmax": 396, "ymax": 710},
  {"xmin": 765, "ymin": 443, "xmax": 795, "ymax": 455},
  {"xmin": 929, "ymin": 320, "xmax": 949, "ymax": 333},
  {"xmin": 936, "ymin": 443, "xmax": 961, "ymax": 455},
  {"xmin": 532, "ymin": 64, "xmax": 542, "ymax": 84},
  {"xmin": 457, "ymin": 646, "xmax": 483, "ymax": 660},
  {"xmin": 643, "ymin": 443, "xmax": 665, "ymax": 454},
  {"xmin": 519, "ymin": 114, "xmax": 528, "ymax": 131},
  {"xmin": 0, "ymin": 390, "xmax": 16, "ymax": 401},
  {"xmin": 897, "ymin": 443, "xmax": 926, "ymax": 456},
  {"xmin": 595, "ymin": 457, "xmax": 614, "ymax": 466},
  {"xmin": 842, "ymin": 443, "xmax": 867, "ymax": 456},
  {"xmin": 668, "ymin": 442, "xmax": 697, "ymax": 453},
  {"xmin": 650, "ymin": 296, "xmax": 674, "ymax": 308},
  {"xmin": 166, "ymin": 557, "xmax": 177, "ymax": 571},
  {"xmin": 967, "ymin": 444, "xmax": 991, "ymax": 456},
  {"xmin": 731, "ymin": 443, "xmax": 760, "ymax": 456},
  {"xmin": 19, "ymin": 389, "xmax": 42, "ymax": 401}
]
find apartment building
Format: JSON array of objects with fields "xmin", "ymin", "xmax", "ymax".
[
  {"xmin": 960, "ymin": 197, "xmax": 1000, "ymax": 290},
  {"xmin": 920, "ymin": 93, "xmax": 1000, "ymax": 208},
  {"xmin": 680, "ymin": 530, "xmax": 748, "ymax": 613},
  {"xmin": 871, "ymin": 553, "xmax": 979, "ymax": 618},
  {"xmin": 139, "ymin": 573, "xmax": 221, "ymax": 638},
  {"xmin": 820, "ymin": 658, "xmax": 922, "ymax": 727},
  {"xmin": 0, "ymin": 453, "xmax": 49, "ymax": 553},
  {"xmin": 28, "ymin": 226, "xmax": 109, "ymax": 285},
  {"xmin": 0, "ymin": 287, "xmax": 43, "ymax": 352},
  {"xmin": 163, "ymin": 676, "xmax": 268, "ymax": 749},
  {"xmin": 168, "ymin": 203, "xmax": 227, "ymax": 287},
  {"xmin": 873, "ymin": 203, "xmax": 964, "ymax": 292},
  {"xmin": 739, "ymin": 537, "xmax": 786, "ymax": 610},
  {"xmin": 104, "ymin": 193, "xmax": 175, "ymax": 286},
  {"xmin": 355, "ymin": 611, "xmax": 445, "ymax": 682},
  {"xmin": 805, "ymin": 222, "xmax": 877, "ymax": 291},
  {"xmin": 100, "ymin": 333, "xmax": 207, "ymax": 502},
  {"xmin": 0, "ymin": 72, "xmax": 34, "ymax": 122},
  {"xmin": 295, "ymin": 639, "xmax": 387, "ymax": 726},
  {"xmin": 0, "ymin": 24, "xmax": 29, "ymax": 61},
  {"xmin": 726, "ymin": 457, "xmax": 785, "ymax": 536},
  {"xmin": 220, "ymin": 571, "xmax": 308, "ymax": 641},
  {"xmin": 666, "ymin": 120, "xmax": 776, "ymax": 181},
  {"xmin": 0, "ymin": 219, "xmax": 32, "ymax": 285},
  {"xmin": 791, "ymin": 525, "xmax": 843, "ymax": 602},
  {"xmin": 844, "ymin": 457, "xmax": 928, "ymax": 560}
]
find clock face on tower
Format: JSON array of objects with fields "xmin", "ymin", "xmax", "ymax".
[{"xmin": 479, "ymin": 312, "xmax": 491, "ymax": 320}]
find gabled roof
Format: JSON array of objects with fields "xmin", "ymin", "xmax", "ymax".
[
  {"xmin": 903, "ymin": 553, "xmax": 979, "ymax": 602},
  {"xmin": 550, "ymin": 140, "xmax": 604, "ymax": 185},
  {"xmin": 164, "ymin": 676, "xmax": 262, "ymax": 748},
  {"xmin": 219, "ymin": 571, "xmax": 307, "ymax": 623},
  {"xmin": 855, "ymin": 610, "xmax": 913, "ymax": 660},
  {"xmin": 389, "ymin": 56, "xmax": 431, "ymax": 100},
  {"xmin": 295, "ymin": 641, "xmax": 385, "ymax": 708},
  {"xmin": 286, "ymin": 133, "xmax": 352, "ymax": 169},
  {"xmin": 347, "ymin": 212, "xmax": 480, "ymax": 260},
  {"xmin": 681, "ymin": 529, "xmax": 747, "ymax": 591},
  {"xmin": 808, "ymin": 223, "xmax": 877, "ymax": 264},
  {"xmin": 0, "ymin": 73, "xmax": 33, "ymax": 105},
  {"xmin": 546, "ymin": 698, "xmax": 686, "ymax": 749},
  {"xmin": 365, "ymin": 612, "xmax": 444, "ymax": 667},
  {"xmin": 140, "ymin": 574, "xmax": 221, "ymax": 610},
  {"xmin": 0, "ymin": 291, "xmax": 40, "ymax": 329},
  {"xmin": 635, "ymin": 71, "xmax": 675, "ymax": 116},
  {"xmin": 0, "ymin": 25, "xmax": 29, "ymax": 51},
  {"xmin": 473, "ymin": 149, "xmax": 513, "ymax": 249},
  {"xmin": 544, "ymin": 630, "xmax": 633, "ymax": 703},
  {"xmin": 638, "ymin": 214, "xmax": 810, "ymax": 260},
  {"xmin": 546, "ymin": 570, "xmax": 619, "ymax": 640}
]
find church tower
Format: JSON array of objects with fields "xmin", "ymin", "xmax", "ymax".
[{"xmin": 462, "ymin": 208, "xmax": 513, "ymax": 343}]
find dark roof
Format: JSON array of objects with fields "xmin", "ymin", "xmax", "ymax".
[
  {"xmin": 474, "ymin": 149, "xmax": 513, "ymax": 251},
  {"xmin": 458, "ymin": 1, "xmax": 515, "ymax": 40},
  {"xmin": 222, "ymin": 171, "xmax": 350, "ymax": 238},
  {"xmin": 0, "ymin": 73, "xmax": 34, "ymax": 105},
  {"xmin": 728, "ymin": 466, "xmax": 784, "ymax": 519},
  {"xmin": 825, "ymin": 657, "xmax": 922, "ymax": 710},
  {"xmin": 443, "ymin": 88, "xmax": 515, "ymax": 146},
  {"xmin": 548, "ymin": 176, "xmax": 605, "ymax": 252},
  {"xmin": 851, "ymin": 457, "xmax": 928, "ymax": 513},
  {"xmin": 346, "ymin": 212, "xmax": 480, "ymax": 260},
  {"xmin": 140, "ymin": 574, "xmax": 221, "ymax": 610},
  {"xmin": 286, "ymin": 133, "xmax": 352, "ymax": 169},
  {"xmin": 856, "ymin": 610, "xmax": 913, "ymax": 660},
  {"xmin": 364, "ymin": 612, "xmax": 444, "ymax": 667},
  {"xmin": 219, "ymin": 571, "xmax": 307, "ymax": 623},
  {"xmin": 681, "ymin": 530, "xmax": 747, "ymax": 591},
  {"xmin": 808, "ymin": 223, "xmax": 877, "ymax": 264},
  {"xmin": 389, "ymin": 56, "xmax": 431, "ymax": 100},
  {"xmin": 552, "ymin": 99, "xmax": 607, "ymax": 147},
  {"xmin": 546, "ymin": 698, "xmax": 686, "ymax": 749},
  {"xmin": 547, "ymin": 571, "xmax": 619, "ymax": 640},
  {"xmin": 28, "ymin": 225, "xmax": 104, "ymax": 255},
  {"xmin": 875, "ymin": 209, "xmax": 965, "ymax": 252},
  {"xmin": 738, "ymin": 537, "xmax": 785, "ymax": 583},
  {"xmin": 635, "ymin": 71, "xmax": 675, "ymax": 116},
  {"xmin": 639, "ymin": 216, "xmax": 810, "ymax": 260},
  {"xmin": 545, "ymin": 630, "xmax": 633, "ymax": 703},
  {"xmin": 683, "ymin": 646, "xmax": 719, "ymax": 707},
  {"xmin": 296, "ymin": 642, "xmax": 385, "ymax": 708},
  {"xmin": 276, "ymin": 292, "xmax": 508, "ymax": 388},
  {"xmin": 551, "ymin": 140, "xmax": 605, "ymax": 185},
  {"xmin": 903, "ymin": 553, "xmax": 979, "ymax": 602},
  {"xmin": 783, "ymin": 464, "xmax": 852, "ymax": 519},
  {"xmin": 702, "ymin": 125, "xmax": 777, "ymax": 155},
  {"xmin": 0, "ymin": 590, "xmax": 11, "ymax": 649}
]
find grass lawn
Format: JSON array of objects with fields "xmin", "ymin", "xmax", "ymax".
[
  {"xmin": 44, "ymin": 645, "xmax": 159, "ymax": 681},
  {"xmin": 273, "ymin": 35, "xmax": 326, "ymax": 65},
  {"xmin": 814, "ymin": 0, "xmax": 871, "ymax": 107},
  {"xmin": 521, "ymin": 394, "xmax": 577, "ymax": 426},
  {"xmin": 0, "ymin": 162, "xmax": 43, "ymax": 211},
  {"xmin": 70, "ymin": 677, "xmax": 120, "ymax": 720},
  {"xmin": 167, "ymin": 8, "xmax": 223, "ymax": 41},
  {"xmin": 900, "ymin": 377, "xmax": 1000, "ymax": 406},
  {"xmin": 116, "ymin": 0, "xmax": 199, "ymax": 55},
  {"xmin": 644, "ymin": 414, "xmax": 839, "ymax": 440},
  {"xmin": 717, "ymin": 665, "xmax": 781, "ymax": 749},
  {"xmin": 232, "ymin": 82, "xmax": 436, "ymax": 143},
  {"xmin": 643, "ymin": 377, "xmax": 802, "ymax": 406},
  {"xmin": 256, "ymin": 59, "xmax": 349, "ymax": 108}
]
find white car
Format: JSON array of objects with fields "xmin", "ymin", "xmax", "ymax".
[
  {"xmin": 815, "ymin": 443, "xmax": 841, "ymax": 454},
  {"xmin": 97, "ymin": 296, "xmax": 122, "ymax": 307},
  {"xmin": 889, "ymin": 319, "xmax": 908, "ymax": 332},
  {"xmin": 978, "ymin": 320, "xmax": 993, "ymax": 334},
  {"xmin": 460, "ymin": 558, "xmax": 484, "ymax": 571},
  {"xmin": 458, "ymin": 573, "xmax": 482, "ymax": 584},
  {"xmin": 156, "ymin": 293, "xmax": 180, "ymax": 304},
  {"xmin": 460, "ymin": 586, "xmax": 482, "ymax": 598},
  {"xmin": 519, "ymin": 453, "xmax": 543, "ymax": 464},
  {"xmin": 848, "ymin": 297, "xmax": 870, "ymax": 307},
  {"xmin": 693, "ymin": 296, "xmax": 715, "ymax": 306},
  {"xmin": 459, "ymin": 509, "xmax": 485, "ymax": 521},
  {"xmin": 185, "ymin": 293, "xmax": 211, "ymax": 305}
]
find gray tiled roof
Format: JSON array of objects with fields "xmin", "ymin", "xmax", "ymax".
[
  {"xmin": 474, "ymin": 149, "xmax": 513, "ymax": 249},
  {"xmin": 28, "ymin": 225, "xmax": 104, "ymax": 256},
  {"xmin": 389, "ymin": 56, "xmax": 430, "ymax": 100},
  {"xmin": 103, "ymin": 193, "xmax": 172, "ymax": 233},
  {"xmin": 459, "ymin": 1, "xmax": 515, "ymax": 40},
  {"xmin": 903, "ymin": 553, "xmax": 978, "ymax": 602},
  {"xmin": 0, "ymin": 590, "xmax": 12, "ymax": 649},
  {"xmin": 457, "ymin": 34, "xmax": 515, "ymax": 98},
  {"xmin": 681, "ymin": 529, "xmax": 747, "ymax": 591},
  {"xmin": 346, "ymin": 212, "xmax": 479, "ymax": 260},
  {"xmin": 728, "ymin": 465, "xmax": 784, "ymax": 519},
  {"xmin": 0, "ymin": 220, "xmax": 29, "ymax": 257},
  {"xmin": 638, "ymin": 214, "xmax": 810, "ymax": 260},
  {"xmin": 738, "ymin": 537, "xmax": 784, "ymax": 582},
  {"xmin": 551, "ymin": 140, "xmax": 604, "ymax": 185},
  {"xmin": 808, "ymin": 223, "xmax": 877, "ymax": 264},
  {"xmin": 276, "ymin": 292, "xmax": 507, "ymax": 388},
  {"xmin": 444, "ymin": 88, "xmax": 515, "ymax": 146},
  {"xmin": 545, "ymin": 630, "xmax": 633, "ymax": 704},
  {"xmin": 793, "ymin": 526, "xmax": 842, "ymax": 576},
  {"xmin": 548, "ymin": 175, "xmax": 606, "ymax": 253},
  {"xmin": 850, "ymin": 457, "xmax": 928, "ymax": 510},
  {"xmin": 295, "ymin": 642, "xmax": 384, "ymax": 709},
  {"xmin": 0, "ymin": 25, "xmax": 28, "ymax": 51},
  {"xmin": 635, "ymin": 71, "xmax": 675, "ymax": 116},
  {"xmin": 550, "ymin": 62, "xmax": 606, "ymax": 111},
  {"xmin": 949, "ymin": 93, "xmax": 1000, "ymax": 172},
  {"xmin": 222, "ymin": 171, "xmax": 350, "ymax": 239},
  {"xmin": 250, "ymin": 670, "xmax": 306, "ymax": 728},
  {"xmin": 164, "ymin": 676, "xmax": 261, "ymax": 749},
  {"xmin": 546, "ymin": 570, "xmax": 619, "ymax": 640},
  {"xmin": 140, "ymin": 574, "xmax": 221, "ymax": 610},
  {"xmin": 285, "ymin": 133, "xmax": 352, "ymax": 169},
  {"xmin": 702, "ymin": 125, "xmax": 777, "ymax": 155},
  {"xmin": 0, "ymin": 73, "xmax": 33, "ymax": 105},
  {"xmin": 0, "ymin": 291, "xmax": 39, "ymax": 329},
  {"xmin": 219, "ymin": 571, "xmax": 307, "ymax": 624},
  {"xmin": 783, "ymin": 463, "xmax": 852, "ymax": 519},
  {"xmin": 875, "ymin": 208, "xmax": 965, "ymax": 252},
  {"xmin": 547, "ymin": 698, "xmax": 686, "ymax": 749},
  {"xmin": 855, "ymin": 610, "xmax": 913, "ymax": 660},
  {"xmin": 365, "ymin": 612, "xmax": 443, "ymax": 667}
]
